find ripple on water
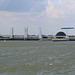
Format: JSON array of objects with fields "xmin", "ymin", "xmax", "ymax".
[{"xmin": 0, "ymin": 41, "xmax": 75, "ymax": 75}]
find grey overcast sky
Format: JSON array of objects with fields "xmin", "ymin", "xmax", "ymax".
[{"xmin": 0, "ymin": 0, "xmax": 75, "ymax": 35}]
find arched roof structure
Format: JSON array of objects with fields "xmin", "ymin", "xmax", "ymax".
[{"xmin": 56, "ymin": 32, "xmax": 66, "ymax": 38}]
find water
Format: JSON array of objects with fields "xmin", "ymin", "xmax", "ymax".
[{"xmin": 0, "ymin": 41, "xmax": 75, "ymax": 75}]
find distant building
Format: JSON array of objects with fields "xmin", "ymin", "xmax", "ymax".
[{"xmin": 56, "ymin": 31, "xmax": 66, "ymax": 38}]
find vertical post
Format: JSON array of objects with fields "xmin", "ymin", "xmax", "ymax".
[
  {"xmin": 24, "ymin": 27, "xmax": 28, "ymax": 39},
  {"xmin": 10, "ymin": 27, "xmax": 14, "ymax": 38},
  {"xmin": 65, "ymin": 29, "xmax": 69, "ymax": 39},
  {"xmin": 39, "ymin": 27, "xmax": 42, "ymax": 39}
]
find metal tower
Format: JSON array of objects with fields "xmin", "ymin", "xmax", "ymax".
[
  {"xmin": 39, "ymin": 27, "xmax": 42, "ymax": 39},
  {"xmin": 10, "ymin": 27, "xmax": 14, "ymax": 38},
  {"xmin": 24, "ymin": 27, "xmax": 28, "ymax": 39}
]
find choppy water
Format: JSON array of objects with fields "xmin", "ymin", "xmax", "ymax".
[{"xmin": 0, "ymin": 41, "xmax": 75, "ymax": 75}]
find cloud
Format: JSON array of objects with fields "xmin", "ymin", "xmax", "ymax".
[
  {"xmin": 0, "ymin": 0, "xmax": 48, "ymax": 12},
  {"xmin": 0, "ymin": 11, "xmax": 37, "ymax": 24},
  {"xmin": 0, "ymin": 11, "xmax": 40, "ymax": 35},
  {"xmin": 0, "ymin": 0, "xmax": 75, "ymax": 35},
  {"xmin": 38, "ymin": 0, "xmax": 75, "ymax": 19},
  {"xmin": 35, "ymin": 0, "xmax": 75, "ymax": 35}
]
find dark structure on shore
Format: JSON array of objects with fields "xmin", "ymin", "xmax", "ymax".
[{"xmin": 56, "ymin": 32, "xmax": 66, "ymax": 38}]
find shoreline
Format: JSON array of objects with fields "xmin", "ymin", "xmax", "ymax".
[{"xmin": 0, "ymin": 38, "xmax": 75, "ymax": 42}]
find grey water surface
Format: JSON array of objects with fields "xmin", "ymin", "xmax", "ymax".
[{"xmin": 0, "ymin": 41, "xmax": 75, "ymax": 75}]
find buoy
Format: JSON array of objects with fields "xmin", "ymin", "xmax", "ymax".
[{"xmin": 4, "ymin": 40, "xmax": 6, "ymax": 42}]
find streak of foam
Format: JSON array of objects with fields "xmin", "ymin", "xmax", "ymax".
[{"xmin": 59, "ymin": 52, "xmax": 72, "ymax": 57}]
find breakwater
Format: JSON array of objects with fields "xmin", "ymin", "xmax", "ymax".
[
  {"xmin": 0, "ymin": 38, "xmax": 39, "ymax": 41},
  {"xmin": 1, "ymin": 36, "xmax": 75, "ymax": 41}
]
